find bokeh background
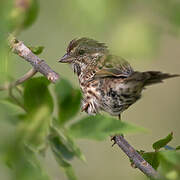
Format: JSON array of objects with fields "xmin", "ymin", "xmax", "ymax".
[{"xmin": 0, "ymin": 0, "xmax": 180, "ymax": 180}]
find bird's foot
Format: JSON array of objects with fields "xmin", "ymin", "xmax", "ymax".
[
  {"xmin": 111, "ymin": 136, "xmax": 116, "ymax": 147},
  {"xmin": 110, "ymin": 134, "xmax": 124, "ymax": 147}
]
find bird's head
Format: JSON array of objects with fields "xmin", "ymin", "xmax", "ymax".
[{"xmin": 59, "ymin": 38, "xmax": 108, "ymax": 75}]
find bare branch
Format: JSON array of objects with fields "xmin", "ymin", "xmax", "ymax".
[
  {"xmin": 112, "ymin": 135, "xmax": 162, "ymax": 179},
  {"xmin": 8, "ymin": 35, "xmax": 60, "ymax": 83}
]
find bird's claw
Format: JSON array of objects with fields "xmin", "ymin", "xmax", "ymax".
[{"xmin": 111, "ymin": 136, "xmax": 116, "ymax": 147}]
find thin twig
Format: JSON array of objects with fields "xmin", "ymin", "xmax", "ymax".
[
  {"xmin": 0, "ymin": 68, "xmax": 37, "ymax": 91},
  {"xmin": 8, "ymin": 87, "xmax": 27, "ymax": 112},
  {"xmin": 112, "ymin": 135, "xmax": 161, "ymax": 179},
  {"xmin": 15, "ymin": 86, "xmax": 23, "ymax": 96},
  {"xmin": 8, "ymin": 35, "xmax": 60, "ymax": 83},
  {"xmin": 10, "ymin": 68, "xmax": 37, "ymax": 87},
  {"xmin": 7, "ymin": 68, "xmax": 37, "ymax": 111}
]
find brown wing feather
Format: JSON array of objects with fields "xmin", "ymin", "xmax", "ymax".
[{"xmin": 95, "ymin": 55, "xmax": 134, "ymax": 78}]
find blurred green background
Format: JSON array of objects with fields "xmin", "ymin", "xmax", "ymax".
[{"xmin": 0, "ymin": 0, "xmax": 180, "ymax": 180}]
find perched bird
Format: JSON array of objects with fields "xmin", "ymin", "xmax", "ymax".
[{"xmin": 59, "ymin": 38, "xmax": 179, "ymax": 117}]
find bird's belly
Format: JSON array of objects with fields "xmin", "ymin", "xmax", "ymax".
[
  {"xmin": 80, "ymin": 78, "xmax": 142, "ymax": 116},
  {"xmin": 100, "ymin": 81, "xmax": 142, "ymax": 116},
  {"xmin": 80, "ymin": 80, "xmax": 102, "ymax": 115},
  {"xmin": 101, "ymin": 95, "xmax": 134, "ymax": 116}
]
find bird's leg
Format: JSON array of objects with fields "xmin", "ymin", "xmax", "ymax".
[
  {"xmin": 118, "ymin": 114, "xmax": 124, "ymax": 137},
  {"xmin": 118, "ymin": 114, "xmax": 121, "ymax": 120},
  {"xmin": 111, "ymin": 114, "xmax": 124, "ymax": 146}
]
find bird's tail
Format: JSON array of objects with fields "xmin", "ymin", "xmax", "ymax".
[
  {"xmin": 126, "ymin": 71, "xmax": 179, "ymax": 86},
  {"xmin": 141, "ymin": 71, "xmax": 179, "ymax": 86}
]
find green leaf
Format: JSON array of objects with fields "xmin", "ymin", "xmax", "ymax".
[
  {"xmin": 49, "ymin": 130, "xmax": 75, "ymax": 160},
  {"xmin": 22, "ymin": 146, "xmax": 50, "ymax": 180},
  {"xmin": 51, "ymin": 141, "xmax": 77, "ymax": 180},
  {"xmin": 63, "ymin": 132, "xmax": 86, "ymax": 162},
  {"xmin": 176, "ymin": 146, "xmax": 180, "ymax": 150},
  {"xmin": 0, "ymin": 99, "xmax": 24, "ymax": 115},
  {"xmin": 23, "ymin": 77, "xmax": 53, "ymax": 113},
  {"xmin": 54, "ymin": 79, "xmax": 81, "ymax": 125},
  {"xmin": 0, "ymin": 99, "xmax": 24, "ymax": 124},
  {"xmin": 29, "ymin": 46, "xmax": 44, "ymax": 55},
  {"xmin": 165, "ymin": 170, "xmax": 179, "ymax": 180},
  {"xmin": 23, "ymin": 0, "xmax": 39, "ymax": 29},
  {"xmin": 19, "ymin": 106, "xmax": 51, "ymax": 150},
  {"xmin": 158, "ymin": 151, "xmax": 180, "ymax": 179},
  {"xmin": 50, "ymin": 124, "xmax": 86, "ymax": 162},
  {"xmin": 152, "ymin": 132, "xmax": 173, "ymax": 151},
  {"xmin": 8, "ymin": 0, "xmax": 39, "ymax": 32},
  {"xmin": 159, "ymin": 151, "xmax": 180, "ymax": 166},
  {"xmin": 142, "ymin": 152, "xmax": 160, "ymax": 170},
  {"xmin": 68, "ymin": 114, "xmax": 146, "ymax": 140},
  {"xmin": 2, "ymin": 129, "xmax": 50, "ymax": 180}
]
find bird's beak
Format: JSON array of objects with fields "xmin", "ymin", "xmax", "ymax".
[{"xmin": 58, "ymin": 53, "xmax": 74, "ymax": 63}]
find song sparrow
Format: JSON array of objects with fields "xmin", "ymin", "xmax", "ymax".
[{"xmin": 59, "ymin": 38, "xmax": 179, "ymax": 117}]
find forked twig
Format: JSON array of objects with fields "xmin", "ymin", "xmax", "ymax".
[{"xmin": 8, "ymin": 35, "xmax": 59, "ymax": 83}]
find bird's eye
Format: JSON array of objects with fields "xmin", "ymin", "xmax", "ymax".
[{"xmin": 79, "ymin": 49, "xmax": 85, "ymax": 55}]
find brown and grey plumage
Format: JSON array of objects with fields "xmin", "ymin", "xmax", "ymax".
[{"xmin": 59, "ymin": 38, "xmax": 179, "ymax": 116}]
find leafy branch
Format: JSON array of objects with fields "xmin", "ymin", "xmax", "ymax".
[
  {"xmin": 1, "ymin": 34, "xmax": 162, "ymax": 179},
  {"xmin": 112, "ymin": 135, "xmax": 161, "ymax": 179}
]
